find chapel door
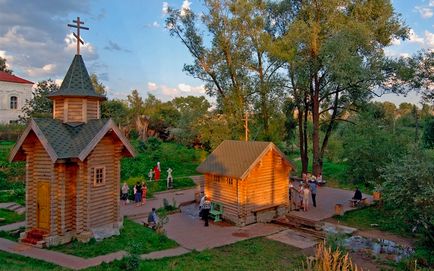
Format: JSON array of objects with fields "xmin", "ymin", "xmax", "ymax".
[{"xmin": 37, "ymin": 181, "xmax": 50, "ymax": 230}]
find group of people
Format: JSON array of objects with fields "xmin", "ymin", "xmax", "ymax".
[
  {"xmin": 148, "ymin": 161, "xmax": 161, "ymax": 181},
  {"xmin": 289, "ymin": 173, "xmax": 320, "ymax": 212},
  {"xmin": 121, "ymin": 181, "xmax": 148, "ymax": 207}
]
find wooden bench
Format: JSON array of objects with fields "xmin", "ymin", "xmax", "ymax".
[
  {"xmin": 349, "ymin": 198, "xmax": 367, "ymax": 207},
  {"xmin": 210, "ymin": 202, "xmax": 224, "ymax": 222}
]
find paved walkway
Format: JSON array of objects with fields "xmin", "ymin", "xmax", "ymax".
[
  {"xmin": 0, "ymin": 221, "xmax": 25, "ymax": 231},
  {"xmin": 289, "ymin": 186, "xmax": 372, "ymax": 221},
  {"xmin": 0, "ymin": 202, "xmax": 26, "ymax": 215}
]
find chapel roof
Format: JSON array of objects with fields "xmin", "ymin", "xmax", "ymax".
[
  {"xmin": 48, "ymin": 54, "xmax": 106, "ymax": 100},
  {"xmin": 0, "ymin": 71, "xmax": 33, "ymax": 84},
  {"xmin": 10, "ymin": 118, "xmax": 135, "ymax": 162},
  {"xmin": 196, "ymin": 140, "xmax": 295, "ymax": 179}
]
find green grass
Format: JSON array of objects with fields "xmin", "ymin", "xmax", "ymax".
[
  {"xmin": 334, "ymin": 205, "xmax": 411, "ymax": 237},
  {"xmin": 50, "ymin": 219, "xmax": 178, "ymax": 258},
  {"xmin": 0, "ymin": 209, "xmax": 25, "ymax": 226},
  {"xmin": 86, "ymin": 238, "xmax": 305, "ymax": 271},
  {"xmin": 0, "ymin": 250, "xmax": 67, "ymax": 271},
  {"xmin": 121, "ymin": 140, "xmax": 205, "ymax": 182}
]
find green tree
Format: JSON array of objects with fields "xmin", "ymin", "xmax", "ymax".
[
  {"xmin": 90, "ymin": 74, "xmax": 107, "ymax": 95},
  {"xmin": 381, "ymin": 148, "xmax": 434, "ymax": 246},
  {"xmin": 21, "ymin": 79, "xmax": 59, "ymax": 120},
  {"xmin": 342, "ymin": 105, "xmax": 408, "ymax": 186},
  {"xmin": 194, "ymin": 113, "xmax": 232, "ymax": 150},
  {"xmin": 0, "ymin": 56, "xmax": 12, "ymax": 74},
  {"xmin": 101, "ymin": 99, "xmax": 129, "ymax": 126},
  {"xmin": 422, "ymin": 117, "xmax": 434, "ymax": 149},
  {"xmin": 270, "ymin": 0, "xmax": 408, "ymax": 175}
]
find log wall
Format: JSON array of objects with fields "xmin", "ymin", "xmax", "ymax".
[
  {"xmin": 86, "ymin": 99, "xmax": 99, "ymax": 120},
  {"xmin": 53, "ymin": 98, "xmax": 64, "ymax": 120},
  {"xmin": 244, "ymin": 149, "xmax": 291, "ymax": 224},
  {"xmin": 86, "ymin": 134, "xmax": 122, "ymax": 228},
  {"xmin": 66, "ymin": 98, "xmax": 83, "ymax": 122}
]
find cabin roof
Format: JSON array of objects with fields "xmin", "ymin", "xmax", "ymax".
[
  {"xmin": 48, "ymin": 54, "xmax": 106, "ymax": 100},
  {"xmin": 196, "ymin": 140, "xmax": 295, "ymax": 179},
  {"xmin": 10, "ymin": 118, "xmax": 135, "ymax": 162}
]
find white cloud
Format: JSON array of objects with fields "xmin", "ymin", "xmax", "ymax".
[
  {"xmin": 180, "ymin": 0, "xmax": 191, "ymax": 17},
  {"xmin": 147, "ymin": 82, "xmax": 158, "ymax": 91},
  {"xmin": 0, "ymin": 50, "xmax": 14, "ymax": 67},
  {"xmin": 425, "ymin": 31, "xmax": 434, "ymax": 49},
  {"xmin": 415, "ymin": 6, "xmax": 433, "ymax": 18},
  {"xmin": 64, "ymin": 33, "xmax": 97, "ymax": 58},
  {"xmin": 26, "ymin": 63, "xmax": 57, "ymax": 77},
  {"xmin": 162, "ymin": 2, "xmax": 169, "ymax": 14},
  {"xmin": 145, "ymin": 82, "xmax": 206, "ymax": 100},
  {"xmin": 408, "ymin": 29, "xmax": 424, "ymax": 45},
  {"xmin": 391, "ymin": 38, "xmax": 401, "ymax": 46}
]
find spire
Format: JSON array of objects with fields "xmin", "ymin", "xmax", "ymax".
[{"xmin": 48, "ymin": 54, "xmax": 105, "ymax": 100}]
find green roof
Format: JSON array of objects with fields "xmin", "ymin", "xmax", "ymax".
[
  {"xmin": 48, "ymin": 55, "xmax": 106, "ymax": 100},
  {"xmin": 196, "ymin": 140, "xmax": 295, "ymax": 179},
  {"xmin": 33, "ymin": 118, "xmax": 109, "ymax": 159}
]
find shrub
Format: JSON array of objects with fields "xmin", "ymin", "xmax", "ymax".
[{"xmin": 302, "ymin": 242, "xmax": 361, "ymax": 271}]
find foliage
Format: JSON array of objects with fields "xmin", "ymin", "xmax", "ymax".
[
  {"xmin": 0, "ymin": 209, "xmax": 25, "ymax": 226},
  {"xmin": 101, "ymin": 99, "xmax": 129, "ymax": 126},
  {"xmin": 121, "ymin": 141, "xmax": 204, "ymax": 181},
  {"xmin": 422, "ymin": 117, "xmax": 434, "ymax": 149},
  {"xmin": 90, "ymin": 73, "xmax": 107, "ymax": 95},
  {"xmin": 50, "ymin": 219, "xmax": 177, "ymax": 258},
  {"xmin": 301, "ymin": 242, "xmax": 360, "ymax": 271},
  {"xmin": 193, "ymin": 113, "xmax": 232, "ymax": 151},
  {"xmin": 0, "ymin": 124, "xmax": 25, "ymax": 141},
  {"xmin": 380, "ymin": 148, "xmax": 434, "ymax": 246},
  {"xmin": 0, "ymin": 141, "xmax": 25, "ymax": 205},
  {"xmin": 0, "ymin": 56, "xmax": 12, "ymax": 74},
  {"xmin": 342, "ymin": 107, "xmax": 409, "ymax": 186},
  {"xmin": 20, "ymin": 79, "xmax": 59, "ymax": 120}
]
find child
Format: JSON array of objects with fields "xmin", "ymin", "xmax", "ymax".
[
  {"xmin": 303, "ymin": 184, "xmax": 311, "ymax": 212},
  {"xmin": 121, "ymin": 182, "xmax": 129, "ymax": 205},
  {"xmin": 141, "ymin": 182, "xmax": 147, "ymax": 205}
]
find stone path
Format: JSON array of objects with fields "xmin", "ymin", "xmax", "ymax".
[
  {"xmin": 0, "ymin": 202, "xmax": 26, "ymax": 215},
  {"xmin": 288, "ymin": 186, "xmax": 372, "ymax": 221},
  {"xmin": 267, "ymin": 229, "xmax": 318, "ymax": 249},
  {"xmin": 0, "ymin": 221, "xmax": 25, "ymax": 231}
]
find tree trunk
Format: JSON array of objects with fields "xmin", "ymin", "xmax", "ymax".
[
  {"xmin": 298, "ymin": 106, "xmax": 308, "ymax": 175},
  {"xmin": 312, "ymin": 74, "xmax": 321, "ymax": 176}
]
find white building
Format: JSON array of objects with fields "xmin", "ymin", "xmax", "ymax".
[{"xmin": 0, "ymin": 71, "xmax": 33, "ymax": 123}]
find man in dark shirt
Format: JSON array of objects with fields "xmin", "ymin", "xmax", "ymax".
[{"xmin": 353, "ymin": 188, "xmax": 362, "ymax": 201}]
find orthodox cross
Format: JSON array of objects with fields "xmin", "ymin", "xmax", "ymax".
[{"xmin": 67, "ymin": 17, "xmax": 89, "ymax": 55}]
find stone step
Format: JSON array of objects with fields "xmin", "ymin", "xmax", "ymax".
[
  {"xmin": 15, "ymin": 207, "xmax": 26, "ymax": 215},
  {"xmin": 9, "ymin": 204, "xmax": 22, "ymax": 211}
]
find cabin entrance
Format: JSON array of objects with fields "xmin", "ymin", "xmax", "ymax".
[{"xmin": 37, "ymin": 181, "xmax": 50, "ymax": 230}]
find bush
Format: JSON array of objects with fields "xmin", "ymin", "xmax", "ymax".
[
  {"xmin": 302, "ymin": 242, "xmax": 360, "ymax": 271},
  {"xmin": 0, "ymin": 124, "xmax": 25, "ymax": 141}
]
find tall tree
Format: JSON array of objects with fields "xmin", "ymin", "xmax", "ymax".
[
  {"xmin": 270, "ymin": 0, "xmax": 408, "ymax": 175},
  {"xmin": 90, "ymin": 74, "xmax": 107, "ymax": 95},
  {"xmin": 0, "ymin": 56, "xmax": 13, "ymax": 74},
  {"xmin": 21, "ymin": 79, "xmax": 59, "ymax": 120}
]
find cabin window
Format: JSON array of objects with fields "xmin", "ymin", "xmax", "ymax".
[
  {"xmin": 10, "ymin": 96, "xmax": 17, "ymax": 109},
  {"xmin": 226, "ymin": 177, "xmax": 233, "ymax": 185},
  {"xmin": 93, "ymin": 167, "xmax": 105, "ymax": 186},
  {"xmin": 213, "ymin": 175, "xmax": 220, "ymax": 182}
]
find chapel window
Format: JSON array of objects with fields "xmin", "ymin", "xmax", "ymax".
[{"xmin": 10, "ymin": 96, "xmax": 17, "ymax": 109}]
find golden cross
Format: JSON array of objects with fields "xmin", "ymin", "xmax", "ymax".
[{"xmin": 67, "ymin": 17, "xmax": 89, "ymax": 55}]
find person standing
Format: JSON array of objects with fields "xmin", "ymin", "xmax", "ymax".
[
  {"xmin": 303, "ymin": 184, "xmax": 311, "ymax": 212},
  {"xmin": 134, "ymin": 181, "xmax": 142, "ymax": 207},
  {"xmin": 309, "ymin": 179, "xmax": 317, "ymax": 207},
  {"xmin": 148, "ymin": 169, "xmax": 154, "ymax": 182},
  {"xmin": 154, "ymin": 165, "xmax": 160, "ymax": 181},
  {"xmin": 121, "ymin": 182, "xmax": 129, "ymax": 205},
  {"xmin": 141, "ymin": 182, "xmax": 147, "ymax": 205},
  {"xmin": 202, "ymin": 196, "xmax": 211, "ymax": 226},
  {"xmin": 147, "ymin": 208, "xmax": 159, "ymax": 229}
]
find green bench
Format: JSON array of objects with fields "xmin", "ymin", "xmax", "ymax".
[{"xmin": 210, "ymin": 202, "xmax": 224, "ymax": 222}]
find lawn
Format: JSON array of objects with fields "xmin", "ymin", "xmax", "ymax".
[
  {"xmin": 50, "ymin": 219, "xmax": 178, "ymax": 258},
  {"xmin": 0, "ymin": 141, "xmax": 26, "ymax": 205},
  {"xmin": 0, "ymin": 250, "xmax": 67, "ymax": 271},
  {"xmin": 0, "ymin": 208, "xmax": 25, "ymax": 226},
  {"xmin": 89, "ymin": 237, "xmax": 305, "ymax": 271},
  {"xmin": 0, "ymin": 238, "xmax": 304, "ymax": 271},
  {"xmin": 334, "ymin": 205, "xmax": 411, "ymax": 237}
]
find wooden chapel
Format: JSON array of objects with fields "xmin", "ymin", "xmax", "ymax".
[{"xmin": 9, "ymin": 18, "xmax": 135, "ymax": 247}]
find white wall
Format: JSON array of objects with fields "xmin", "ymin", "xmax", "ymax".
[{"xmin": 0, "ymin": 81, "xmax": 33, "ymax": 123}]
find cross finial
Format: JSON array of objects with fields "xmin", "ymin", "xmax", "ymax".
[{"xmin": 67, "ymin": 17, "xmax": 89, "ymax": 55}]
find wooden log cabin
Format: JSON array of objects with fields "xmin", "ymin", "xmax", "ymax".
[
  {"xmin": 196, "ymin": 140, "xmax": 295, "ymax": 226},
  {"xmin": 9, "ymin": 54, "xmax": 135, "ymax": 247}
]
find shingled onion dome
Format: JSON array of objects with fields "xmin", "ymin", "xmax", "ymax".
[{"xmin": 48, "ymin": 55, "xmax": 106, "ymax": 123}]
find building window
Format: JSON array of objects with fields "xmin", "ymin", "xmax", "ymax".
[
  {"xmin": 213, "ymin": 175, "xmax": 220, "ymax": 182},
  {"xmin": 93, "ymin": 167, "xmax": 105, "ymax": 186},
  {"xmin": 226, "ymin": 177, "xmax": 233, "ymax": 185},
  {"xmin": 10, "ymin": 96, "xmax": 17, "ymax": 109}
]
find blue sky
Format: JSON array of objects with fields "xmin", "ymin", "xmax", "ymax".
[{"xmin": 0, "ymin": 0, "xmax": 433, "ymax": 104}]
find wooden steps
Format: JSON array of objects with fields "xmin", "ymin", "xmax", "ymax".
[
  {"xmin": 272, "ymin": 214, "xmax": 326, "ymax": 240},
  {"xmin": 21, "ymin": 229, "xmax": 48, "ymax": 247}
]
